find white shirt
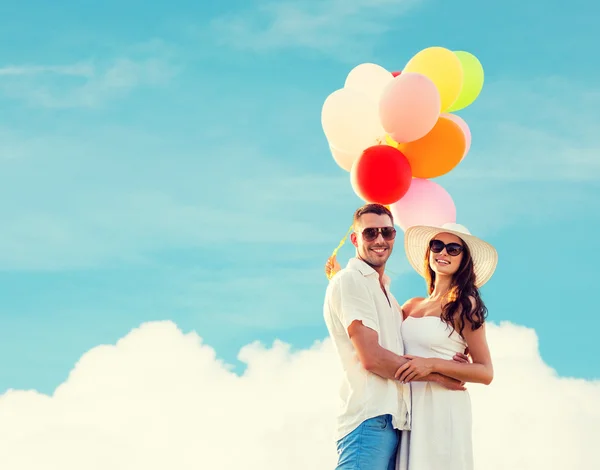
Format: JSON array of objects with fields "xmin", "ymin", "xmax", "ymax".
[{"xmin": 323, "ymin": 258, "xmax": 411, "ymax": 441}]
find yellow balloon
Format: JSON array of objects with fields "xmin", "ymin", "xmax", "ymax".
[
  {"xmin": 384, "ymin": 134, "xmax": 399, "ymax": 148},
  {"xmin": 403, "ymin": 47, "xmax": 464, "ymax": 112}
]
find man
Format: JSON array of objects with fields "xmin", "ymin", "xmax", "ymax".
[{"xmin": 323, "ymin": 203, "xmax": 466, "ymax": 470}]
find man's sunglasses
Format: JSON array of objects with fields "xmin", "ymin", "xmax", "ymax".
[
  {"xmin": 359, "ymin": 227, "xmax": 397, "ymax": 242},
  {"xmin": 429, "ymin": 239, "xmax": 464, "ymax": 256}
]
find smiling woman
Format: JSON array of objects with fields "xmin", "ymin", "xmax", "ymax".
[{"xmin": 393, "ymin": 222, "xmax": 498, "ymax": 470}]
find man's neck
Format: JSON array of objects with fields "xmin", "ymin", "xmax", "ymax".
[{"xmin": 356, "ymin": 255, "xmax": 386, "ymax": 282}]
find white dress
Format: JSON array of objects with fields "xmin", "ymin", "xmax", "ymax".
[{"xmin": 396, "ymin": 316, "xmax": 474, "ymax": 470}]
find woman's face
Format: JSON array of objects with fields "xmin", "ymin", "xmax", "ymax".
[{"xmin": 428, "ymin": 232, "xmax": 464, "ymax": 277}]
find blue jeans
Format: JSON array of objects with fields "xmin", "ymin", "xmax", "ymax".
[{"xmin": 335, "ymin": 414, "xmax": 399, "ymax": 470}]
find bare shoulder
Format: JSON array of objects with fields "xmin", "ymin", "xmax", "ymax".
[
  {"xmin": 400, "ymin": 297, "xmax": 426, "ymax": 319},
  {"xmin": 402, "ymin": 297, "xmax": 426, "ymax": 310}
]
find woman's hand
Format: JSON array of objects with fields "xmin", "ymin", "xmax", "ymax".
[
  {"xmin": 325, "ymin": 255, "xmax": 341, "ymax": 280},
  {"xmin": 394, "ymin": 355, "xmax": 435, "ymax": 383}
]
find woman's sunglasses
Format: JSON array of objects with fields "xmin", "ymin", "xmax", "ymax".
[
  {"xmin": 429, "ymin": 239, "xmax": 464, "ymax": 256},
  {"xmin": 359, "ymin": 227, "xmax": 397, "ymax": 242}
]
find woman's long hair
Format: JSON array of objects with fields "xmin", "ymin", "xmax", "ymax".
[{"xmin": 424, "ymin": 238, "xmax": 487, "ymax": 337}]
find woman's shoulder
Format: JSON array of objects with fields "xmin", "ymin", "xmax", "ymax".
[
  {"xmin": 402, "ymin": 296, "xmax": 426, "ymax": 308},
  {"xmin": 400, "ymin": 297, "xmax": 426, "ymax": 318}
]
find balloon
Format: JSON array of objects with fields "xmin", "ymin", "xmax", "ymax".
[
  {"xmin": 321, "ymin": 88, "xmax": 385, "ymax": 155},
  {"xmin": 442, "ymin": 113, "xmax": 471, "ymax": 159},
  {"xmin": 447, "ymin": 51, "xmax": 484, "ymax": 112},
  {"xmin": 403, "ymin": 46, "xmax": 463, "ymax": 112},
  {"xmin": 389, "ymin": 178, "xmax": 456, "ymax": 231},
  {"xmin": 379, "ymin": 72, "xmax": 441, "ymax": 143},
  {"xmin": 350, "ymin": 145, "xmax": 412, "ymax": 205},
  {"xmin": 344, "ymin": 63, "xmax": 394, "ymax": 102},
  {"xmin": 391, "ymin": 71, "xmax": 402, "ymax": 77},
  {"xmin": 384, "ymin": 134, "xmax": 399, "ymax": 147},
  {"xmin": 328, "ymin": 145, "xmax": 357, "ymax": 172},
  {"xmin": 397, "ymin": 116, "xmax": 466, "ymax": 178}
]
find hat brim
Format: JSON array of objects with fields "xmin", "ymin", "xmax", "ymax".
[{"xmin": 404, "ymin": 225, "xmax": 498, "ymax": 288}]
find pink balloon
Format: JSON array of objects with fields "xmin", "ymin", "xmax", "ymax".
[
  {"xmin": 389, "ymin": 178, "xmax": 456, "ymax": 231},
  {"xmin": 379, "ymin": 72, "xmax": 441, "ymax": 144},
  {"xmin": 442, "ymin": 113, "xmax": 471, "ymax": 160}
]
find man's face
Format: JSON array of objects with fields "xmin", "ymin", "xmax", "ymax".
[{"xmin": 351, "ymin": 213, "xmax": 396, "ymax": 268}]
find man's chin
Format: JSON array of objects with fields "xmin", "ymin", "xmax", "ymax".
[{"xmin": 364, "ymin": 256, "xmax": 389, "ymax": 268}]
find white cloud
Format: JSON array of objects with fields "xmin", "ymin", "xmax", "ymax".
[
  {"xmin": 0, "ymin": 321, "xmax": 598, "ymax": 469},
  {"xmin": 210, "ymin": 0, "xmax": 421, "ymax": 59},
  {"xmin": 0, "ymin": 63, "xmax": 95, "ymax": 77},
  {"xmin": 0, "ymin": 55, "xmax": 178, "ymax": 108}
]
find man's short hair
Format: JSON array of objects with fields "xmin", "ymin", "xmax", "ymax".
[{"xmin": 353, "ymin": 203, "xmax": 394, "ymax": 229}]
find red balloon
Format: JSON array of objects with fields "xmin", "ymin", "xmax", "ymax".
[
  {"xmin": 350, "ymin": 145, "xmax": 412, "ymax": 205},
  {"xmin": 392, "ymin": 71, "xmax": 402, "ymax": 77}
]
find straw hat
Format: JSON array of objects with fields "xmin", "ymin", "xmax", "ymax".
[{"xmin": 404, "ymin": 223, "xmax": 498, "ymax": 287}]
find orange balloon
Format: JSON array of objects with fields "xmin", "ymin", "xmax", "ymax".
[{"xmin": 397, "ymin": 116, "xmax": 466, "ymax": 178}]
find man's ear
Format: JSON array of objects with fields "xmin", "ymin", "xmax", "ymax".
[{"xmin": 350, "ymin": 232, "xmax": 358, "ymax": 248}]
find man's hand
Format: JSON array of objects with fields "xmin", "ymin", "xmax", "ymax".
[
  {"xmin": 394, "ymin": 355, "xmax": 434, "ymax": 383},
  {"xmin": 434, "ymin": 374, "xmax": 466, "ymax": 391},
  {"xmin": 453, "ymin": 353, "xmax": 469, "ymax": 363},
  {"xmin": 453, "ymin": 347, "xmax": 471, "ymax": 363},
  {"xmin": 325, "ymin": 255, "xmax": 342, "ymax": 280}
]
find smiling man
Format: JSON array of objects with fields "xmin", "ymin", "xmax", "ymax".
[{"xmin": 323, "ymin": 203, "xmax": 464, "ymax": 469}]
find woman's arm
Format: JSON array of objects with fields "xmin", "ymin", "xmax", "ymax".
[
  {"xmin": 395, "ymin": 296, "xmax": 493, "ymax": 385},
  {"xmin": 394, "ymin": 297, "xmax": 472, "ymax": 386},
  {"xmin": 396, "ymin": 322, "xmax": 493, "ymax": 385},
  {"xmin": 426, "ymin": 323, "xmax": 493, "ymax": 384}
]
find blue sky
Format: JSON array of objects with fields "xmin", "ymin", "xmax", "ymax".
[{"xmin": 0, "ymin": 0, "xmax": 598, "ymax": 394}]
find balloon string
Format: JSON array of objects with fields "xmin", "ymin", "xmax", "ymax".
[
  {"xmin": 325, "ymin": 225, "xmax": 353, "ymax": 281},
  {"xmin": 332, "ymin": 224, "xmax": 353, "ymax": 257}
]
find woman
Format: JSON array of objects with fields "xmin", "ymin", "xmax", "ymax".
[
  {"xmin": 393, "ymin": 222, "xmax": 497, "ymax": 469},
  {"xmin": 325, "ymin": 222, "xmax": 497, "ymax": 470}
]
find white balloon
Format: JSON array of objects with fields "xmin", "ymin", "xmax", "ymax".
[
  {"xmin": 328, "ymin": 145, "xmax": 357, "ymax": 172},
  {"xmin": 321, "ymin": 88, "xmax": 385, "ymax": 156},
  {"xmin": 344, "ymin": 63, "xmax": 394, "ymax": 102}
]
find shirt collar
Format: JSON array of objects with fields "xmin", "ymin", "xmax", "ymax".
[{"xmin": 346, "ymin": 257, "xmax": 391, "ymax": 288}]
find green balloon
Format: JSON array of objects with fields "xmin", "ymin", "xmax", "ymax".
[{"xmin": 447, "ymin": 51, "xmax": 484, "ymax": 112}]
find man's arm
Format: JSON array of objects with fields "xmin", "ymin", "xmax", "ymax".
[
  {"xmin": 348, "ymin": 320, "xmax": 464, "ymax": 390},
  {"xmin": 347, "ymin": 319, "xmax": 408, "ymax": 379},
  {"xmin": 334, "ymin": 271, "xmax": 464, "ymax": 389}
]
